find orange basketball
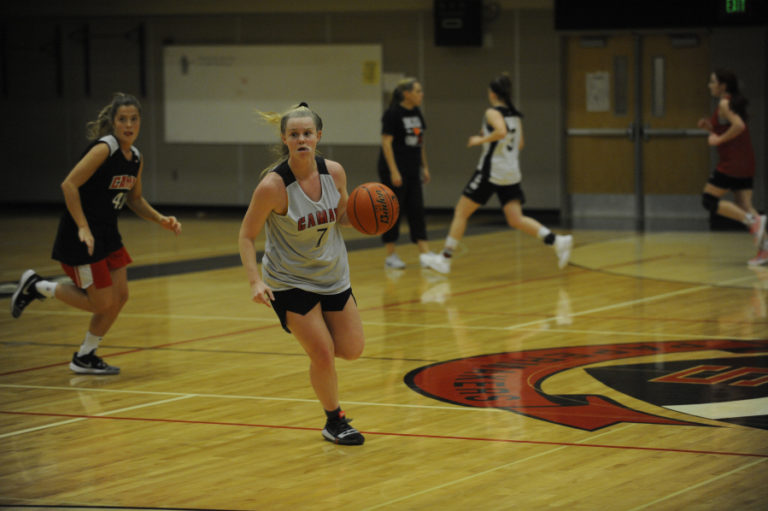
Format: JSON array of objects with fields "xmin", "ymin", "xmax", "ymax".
[{"xmin": 347, "ymin": 182, "xmax": 399, "ymax": 235}]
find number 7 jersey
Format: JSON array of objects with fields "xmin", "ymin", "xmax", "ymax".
[{"xmin": 262, "ymin": 156, "xmax": 350, "ymax": 294}]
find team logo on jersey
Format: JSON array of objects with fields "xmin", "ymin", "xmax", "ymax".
[
  {"xmin": 297, "ymin": 207, "xmax": 338, "ymax": 231},
  {"xmin": 404, "ymin": 339, "xmax": 768, "ymax": 431},
  {"xmin": 403, "ymin": 116, "xmax": 423, "ymax": 147},
  {"xmin": 109, "ymin": 175, "xmax": 137, "ymax": 190}
]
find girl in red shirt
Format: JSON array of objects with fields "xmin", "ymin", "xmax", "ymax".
[{"xmin": 698, "ymin": 69, "xmax": 766, "ymax": 266}]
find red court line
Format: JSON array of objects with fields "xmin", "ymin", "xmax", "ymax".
[
  {"xmin": 3, "ymin": 410, "xmax": 766, "ymax": 459},
  {"xmin": 0, "ymin": 324, "xmax": 280, "ymax": 376}
]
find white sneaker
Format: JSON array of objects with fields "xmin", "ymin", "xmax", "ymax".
[
  {"xmin": 385, "ymin": 253, "xmax": 406, "ymax": 269},
  {"xmin": 553, "ymin": 235, "xmax": 573, "ymax": 269},
  {"xmin": 421, "ymin": 252, "xmax": 451, "ymax": 274},
  {"xmin": 748, "ymin": 249, "xmax": 768, "ymax": 267},
  {"xmin": 419, "ymin": 251, "xmax": 435, "ymax": 268},
  {"xmin": 750, "ymin": 214, "xmax": 767, "ymax": 247}
]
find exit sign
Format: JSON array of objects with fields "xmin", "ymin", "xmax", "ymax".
[
  {"xmin": 725, "ymin": 0, "xmax": 746, "ymax": 14},
  {"xmin": 717, "ymin": 0, "xmax": 766, "ymax": 24},
  {"xmin": 555, "ymin": 0, "xmax": 768, "ymax": 30}
]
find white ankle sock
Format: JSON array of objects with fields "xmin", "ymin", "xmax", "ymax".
[
  {"xmin": 537, "ymin": 227, "xmax": 552, "ymax": 240},
  {"xmin": 78, "ymin": 332, "xmax": 103, "ymax": 357},
  {"xmin": 443, "ymin": 236, "xmax": 459, "ymax": 257},
  {"xmin": 35, "ymin": 280, "xmax": 57, "ymax": 298}
]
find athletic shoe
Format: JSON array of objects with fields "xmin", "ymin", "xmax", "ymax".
[
  {"xmin": 10, "ymin": 269, "xmax": 45, "ymax": 318},
  {"xmin": 750, "ymin": 215, "xmax": 767, "ymax": 247},
  {"xmin": 421, "ymin": 252, "xmax": 451, "ymax": 274},
  {"xmin": 322, "ymin": 413, "xmax": 364, "ymax": 445},
  {"xmin": 748, "ymin": 250, "xmax": 768, "ymax": 267},
  {"xmin": 70, "ymin": 350, "xmax": 120, "ymax": 375},
  {"xmin": 554, "ymin": 235, "xmax": 573, "ymax": 269},
  {"xmin": 385, "ymin": 253, "xmax": 406, "ymax": 269}
]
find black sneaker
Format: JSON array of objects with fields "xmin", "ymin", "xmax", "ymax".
[
  {"xmin": 69, "ymin": 350, "xmax": 120, "ymax": 375},
  {"xmin": 322, "ymin": 412, "xmax": 365, "ymax": 445},
  {"xmin": 11, "ymin": 269, "xmax": 45, "ymax": 318}
]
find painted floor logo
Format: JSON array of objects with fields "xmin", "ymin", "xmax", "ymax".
[{"xmin": 404, "ymin": 340, "xmax": 768, "ymax": 431}]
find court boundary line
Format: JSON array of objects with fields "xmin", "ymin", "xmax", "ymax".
[
  {"xmin": 2, "ymin": 409, "xmax": 765, "ymax": 460},
  {"xmin": 0, "ymin": 395, "xmax": 192, "ymax": 439}
]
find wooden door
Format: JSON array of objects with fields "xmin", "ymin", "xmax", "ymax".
[
  {"xmin": 565, "ymin": 33, "xmax": 711, "ymax": 222},
  {"xmin": 642, "ymin": 34, "xmax": 711, "ymax": 194}
]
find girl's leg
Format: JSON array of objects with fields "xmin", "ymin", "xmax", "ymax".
[
  {"xmin": 733, "ymin": 189, "xmax": 767, "ymax": 249},
  {"xmin": 382, "ymin": 174, "xmax": 404, "ymax": 264},
  {"xmin": 57, "ymin": 266, "xmax": 129, "ymax": 336},
  {"xmin": 416, "ymin": 239, "xmax": 431, "ymax": 255},
  {"xmin": 69, "ymin": 267, "xmax": 128, "ymax": 374},
  {"xmin": 502, "ymin": 200, "xmax": 544, "ymax": 237},
  {"xmin": 705, "ymin": 184, "xmax": 765, "ymax": 246},
  {"xmin": 705, "ymin": 183, "xmax": 751, "ymax": 222},
  {"xmin": 312, "ymin": 299, "xmax": 366, "ymax": 445},
  {"xmin": 405, "ymin": 179, "xmax": 431, "ymax": 255},
  {"xmin": 503, "ymin": 200, "xmax": 573, "ymax": 269},
  {"xmin": 322, "ymin": 296, "xmax": 364, "ymax": 361},
  {"xmin": 288, "ymin": 304, "xmax": 342, "ymax": 412},
  {"xmin": 446, "ymin": 196, "xmax": 482, "ymax": 243},
  {"xmin": 421, "ymin": 196, "xmax": 481, "ymax": 274},
  {"xmin": 733, "ymin": 189, "xmax": 759, "ymax": 219},
  {"xmin": 86, "ymin": 266, "xmax": 129, "ymax": 336}
]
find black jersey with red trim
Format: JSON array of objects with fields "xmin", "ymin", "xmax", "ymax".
[{"xmin": 52, "ymin": 135, "xmax": 141, "ymax": 265}]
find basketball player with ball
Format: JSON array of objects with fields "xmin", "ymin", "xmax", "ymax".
[{"xmin": 239, "ymin": 103, "xmax": 367, "ymax": 445}]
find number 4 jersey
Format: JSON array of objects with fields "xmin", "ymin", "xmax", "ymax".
[{"xmin": 52, "ymin": 135, "xmax": 140, "ymax": 265}]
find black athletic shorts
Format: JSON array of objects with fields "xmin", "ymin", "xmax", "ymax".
[
  {"xmin": 708, "ymin": 170, "xmax": 753, "ymax": 191},
  {"xmin": 462, "ymin": 170, "xmax": 526, "ymax": 206},
  {"xmin": 271, "ymin": 287, "xmax": 354, "ymax": 333}
]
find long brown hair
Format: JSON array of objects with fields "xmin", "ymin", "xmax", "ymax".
[
  {"xmin": 714, "ymin": 68, "xmax": 748, "ymax": 121},
  {"xmin": 489, "ymin": 73, "xmax": 523, "ymax": 117},
  {"xmin": 86, "ymin": 92, "xmax": 142, "ymax": 140}
]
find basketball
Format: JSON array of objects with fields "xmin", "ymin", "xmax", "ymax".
[{"xmin": 347, "ymin": 182, "xmax": 399, "ymax": 235}]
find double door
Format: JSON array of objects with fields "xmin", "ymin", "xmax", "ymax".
[{"xmin": 565, "ymin": 34, "xmax": 712, "ymax": 228}]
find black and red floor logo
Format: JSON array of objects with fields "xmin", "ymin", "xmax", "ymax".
[{"xmin": 404, "ymin": 340, "xmax": 768, "ymax": 431}]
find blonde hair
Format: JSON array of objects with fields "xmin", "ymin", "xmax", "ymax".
[
  {"xmin": 258, "ymin": 102, "xmax": 323, "ymax": 177},
  {"xmin": 86, "ymin": 92, "xmax": 142, "ymax": 140}
]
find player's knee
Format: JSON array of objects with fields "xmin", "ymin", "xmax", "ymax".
[
  {"xmin": 702, "ymin": 193, "xmax": 719, "ymax": 214},
  {"xmin": 336, "ymin": 337, "xmax": 364, "ymax": 361},
  {"xmin": 90, "ymin": 295, "xmax": 114, "ymax": 315},
  {"xmin": 506, "ymin": 214, "xmax": 523, "ymax": 228},
  {"xmin": 116, "ymin": 288, "xmax": 129, "ymax": 308}
]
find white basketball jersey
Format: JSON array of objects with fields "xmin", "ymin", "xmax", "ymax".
[
  {"xmin": 262, "ymin": 157, "xmax": 350, "ymax": 294},
  {"xmin": 475, "ymin": 107, "xmax": 522, "ymax": 185}
]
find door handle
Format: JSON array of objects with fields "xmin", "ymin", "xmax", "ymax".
[
  {"xmin": 642, "ymin": 124, "xmax": 709, "ymax": 141},
  {"xmin": 566, "ymin": 126, "xmax": 636, "ymax": 138}
]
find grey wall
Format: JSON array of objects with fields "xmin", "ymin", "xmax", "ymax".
[
  {"xmin": 1, "ymin": 1, "xmax": 764, "ymax": 215},
  {"xmin": 0, "ymin": 2, "xmax": 562, "ymax": 210}
]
